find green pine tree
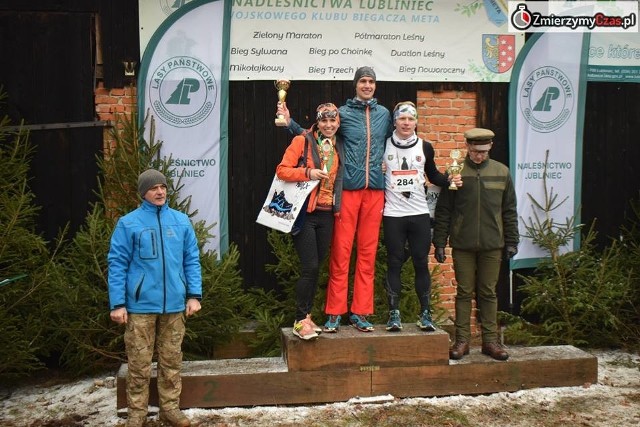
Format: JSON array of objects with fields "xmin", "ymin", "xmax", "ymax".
[
  {"xmin": 0, "ymin": 90, "xmax": 62, "ymax": 382},
  {"xmin": 52, "ymin": 109, "xmax": 253, "ymax": 375},
  {"xmin": 503, "ymin": 151, "xmax": 639, "ymax": 349}
]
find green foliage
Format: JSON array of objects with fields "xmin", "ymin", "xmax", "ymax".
[
  {"xmin": 454, "ymin": 1, "xmax": 483, "ymax": 18},
  {"xmin": 0, "ymin": 92, "xmax": 66, "ymax": 382},
  {"xmin": 616, "ymin": 196, "xmax": 640, "ymax": 347},
  {"xmin": 49, "ymin": 111, "xmax": 165, "ymax": 374},
  {"xmin": 255, "ymin": 225, "xmax": 446, "ymax": 354},
  {"xmin": 46, "ymin": 110, "xmax": 251, "ymax": 375},
  {"xmin": 506, "ymin": 225, "xmax": 635, "ymax": 348},
  {"xmin": 519, "ymin": 150, "xmax": 582, "ymax": 262},
  {"xmin": 52, "ymin": 205, "xmax": 122, "ymax": 373},
  {"xmin": 255, "ymin": 230, "xmax": 304, "ymax": 355},
  {"xmin": 249, "ymin": 300, "xmax": 287, "ymax": 357},
  {"xmin": 184, "ymin": 244, "xmax": 254, "ymax": 359},
  {"xmin": 504, "ymin": 154, "xmax": 639, "ymax": 349}
]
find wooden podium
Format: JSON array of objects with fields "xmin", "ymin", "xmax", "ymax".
[{"xmin": 117, "ymin": 326, "xmax": 597, "ymax": 409}]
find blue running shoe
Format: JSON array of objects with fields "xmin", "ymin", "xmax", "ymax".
[
  {"xmin": 350, "ymin": 313, "xmax": 374, "ymax": 332},
  {"xmin": 269, "ymin": 197, "xmax": 292, "ymax": 213},
  {"xmin": 323, "ymin": 314, "xmax": 341, "ymax": 333},
  {"xmin": 268, "ymin": 191, "xmax": 293, "ymax": 213},
  {"xmin": 417, "ymin": 309, "xmax": 436, "ymax": 331},
  {"xmin": 386, "ymin": 309, "xmax": 402, "ymax": 331}
]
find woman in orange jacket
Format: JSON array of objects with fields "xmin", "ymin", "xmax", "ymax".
[{"xmin": 276, "ymin": 103, "xmax": 344, "ymax": 340}]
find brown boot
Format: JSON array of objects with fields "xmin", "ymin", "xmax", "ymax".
[
  {"xmin": 481, "ymin": 342, "xmax": 509, "ymax": 361},
  {"xmin": 159, "ymin": 409, "xmax": 190, "ymax": 427},
  {"xmin": 449, "ymin": 340, "xmax": 470, "ymax": 360}
]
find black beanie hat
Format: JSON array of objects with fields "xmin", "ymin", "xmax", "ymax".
[
  {"xmin": 353, "ymin": 66, "xmax": 376, "ymax": 87},
  {"xmin": 138, "ymin": 169, "xmax": 167, "ymax": 197}
]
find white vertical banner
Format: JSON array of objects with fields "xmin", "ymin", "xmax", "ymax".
[
  {"xmin": 138, "ymin": 0, "xmax": 230, "ymax": 255},
  {"xmin": 508, "ymin": 33, "xmax": 590, "ymax": 269}
]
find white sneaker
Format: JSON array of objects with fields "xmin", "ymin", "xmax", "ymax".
[
  {"xmin": 293, "ymin": 318, "xmax": 319, "ymax": 340},
  {"xmin": 305, "ymin": 314, "xmax": 322, "ymax": 334}
]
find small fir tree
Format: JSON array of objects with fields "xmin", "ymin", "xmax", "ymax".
[
  {"xmin": 614, "ymin": 195, "xmax": 640, "ymax": 348},
  {"xmin": 52, "ymin": 109, "xmax": 253, "ymax": 375},
  {"xmin": 504, "ymin": 151, "xmax": 638, "ymax": 349},
  {"xmin": 0, "ymin": 90, "xmax": 62, "ymax": 382}
]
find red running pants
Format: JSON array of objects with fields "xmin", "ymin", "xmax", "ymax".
[{"xmin": 325, "ymin": 189, "xmax": 384, "ymax": 316}]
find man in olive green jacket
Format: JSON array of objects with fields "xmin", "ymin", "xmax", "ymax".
[{"xmin": 433, "ymin": 128, "xmax": 519, "ymax": 361}]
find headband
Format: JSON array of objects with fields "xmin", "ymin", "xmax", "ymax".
[
  {"xmin": 316, "ymin": 103, "xmax": 340, "ymax": 123},
  {"xmin": 393, "ymin": 103, "xmax": 418, "ymax": 121}
]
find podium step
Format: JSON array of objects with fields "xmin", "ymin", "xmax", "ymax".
[
  {"xmin": 282, "ymin": 326, "xmax": 450, "ymax": 371},
  {"xmin": 116, "ymin": 327, "xmax": 598, "ymax": 409}
]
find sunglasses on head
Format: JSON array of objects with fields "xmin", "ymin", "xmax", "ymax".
[{"xmin": 317, "ymin": 109, "xmax": 339, "ymax": 121}]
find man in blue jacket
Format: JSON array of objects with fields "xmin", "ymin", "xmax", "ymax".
[{"xmin": 108, "ymin": 169, "xmax": 202, "ymax": 427}]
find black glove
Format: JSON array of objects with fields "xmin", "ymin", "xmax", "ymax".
[
  {"xmin": 504, "ymin": 245, "xmax": 518, "ymax": 260},
  {"xmin": 435, "ymin": 247, "xmax": 446, "ymax": 263}
]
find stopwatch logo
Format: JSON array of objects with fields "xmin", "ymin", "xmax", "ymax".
[{"xmin": 511, "ymin": 4, "xmax": 533, "ymax": 31}]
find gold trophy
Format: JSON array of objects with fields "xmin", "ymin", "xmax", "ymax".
[
  {"xmin": 447, "ymin": 149, "xmax": 464, "ymax": 190},
  {"xmin": 274, "ymin": 79, "xmax": 291, "ymax": 127}
]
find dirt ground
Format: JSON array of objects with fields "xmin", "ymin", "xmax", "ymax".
[{"xmin": 1, "ymin": 349, "xmax": 638, "ymax": 427}]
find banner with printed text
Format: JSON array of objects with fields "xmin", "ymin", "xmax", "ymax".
[
  {"xmin": 140, "ymin": 0, "xmax": 523, "ymax": 82},
  {"xmin": 587, "ymin": 33, "xmax": 640, "ymax": 82},
  {"xmin": 138, "ymin": 0, "xmax": 230, "ymax": 255},
  {"xmin": 140, "ymin": 1, "xmax": 638, "ymax": 83},
  {"xmin": 508, "ymin": 33, "xmax": 589, "ymax": 269}
]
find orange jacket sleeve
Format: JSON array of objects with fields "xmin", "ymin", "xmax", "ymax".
[{"xmin": 276, "ymin": 135, "xmax": 312, "ymax": 182}]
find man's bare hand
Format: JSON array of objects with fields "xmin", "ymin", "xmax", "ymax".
[
  {"xmin": 186, "ymin": 298, "xmax": 201, "ymax": 317},
  {"xmin": 110, "ymin": 307, "xmax": 128, "ymax": 324}
]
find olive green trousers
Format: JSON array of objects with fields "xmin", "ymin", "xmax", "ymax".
[{"xmin": 452, "ymin": 248, "xmax": 502, "ymax": 344}]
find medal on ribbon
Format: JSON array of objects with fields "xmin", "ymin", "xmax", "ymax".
[{"xmin": 319, "ymin": 138, "xmax": 334, "ymax": 186}]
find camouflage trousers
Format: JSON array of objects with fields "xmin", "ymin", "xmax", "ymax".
[{"xmin": 124, "ymin": 313, "xmax": 185, "ymax": 419}]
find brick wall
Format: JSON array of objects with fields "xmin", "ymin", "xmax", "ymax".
[
  {"xmin": 417, "ymin": 89, "xmax": 478, "ymax": 334},
  {"xmin": 94, "ymin": 83, "xmax": 137, "ymax": 154}
]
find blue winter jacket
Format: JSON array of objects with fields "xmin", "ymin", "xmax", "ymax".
[
  {"xmin": 108, "ymin": 200, "xmax": 202, "ymax": 314},
  {"xmin": 339, "ymin": 97, "xmax": 392, "ymax": 190},
  {"xmin": 287, "ymin": 97, "xmax": 392, "ymax": 190}
]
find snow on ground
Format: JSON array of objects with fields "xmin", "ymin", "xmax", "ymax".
[{"xmin": 1, "ymin": 349, "xmax": 638, "ymax": 426}]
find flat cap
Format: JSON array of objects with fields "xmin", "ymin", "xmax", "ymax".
[{"xmin": 464, "ymin": 128, "xmax": 495, "ymax": 143}]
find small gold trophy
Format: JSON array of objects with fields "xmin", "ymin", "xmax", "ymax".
[
  {"xmin": 274, "ymin": 79, "xmax": 291, "ymax": 127},
  {"xmin": 447, "ymin": 149, "xmax": 464, "ymax": 190}
]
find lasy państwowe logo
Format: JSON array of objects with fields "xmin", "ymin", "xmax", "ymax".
[
  {"xmin": 519, "ymin": 66, "xmax": 574, "ymax": 133},
  {"xmin": 149, "ymin": 56, "xmax": 217, "ymax": 128}
]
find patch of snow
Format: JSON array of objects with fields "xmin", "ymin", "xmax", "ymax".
[{"xmin": 0, "ymin": 349, "xmax": 638, "ymax": 426}]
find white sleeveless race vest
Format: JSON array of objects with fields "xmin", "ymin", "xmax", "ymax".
[{"xmin": 383, "ymin": 137, "xmax": 431, "ymax": 217}]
